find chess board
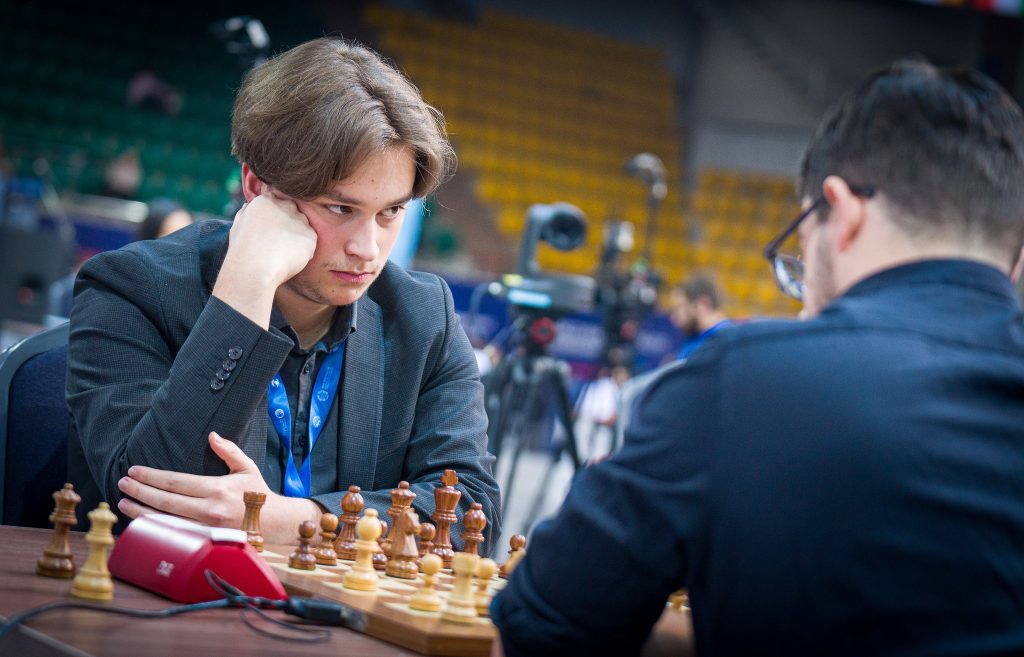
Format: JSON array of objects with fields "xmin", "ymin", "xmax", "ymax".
[{"xmin": 261, "ymin": 545, "xmax": 501, "ymax": 657}]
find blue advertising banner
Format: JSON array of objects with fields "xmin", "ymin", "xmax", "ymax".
[{"xmin": 442, "ymin": 273, "xmax": 679, "ymax": 383}]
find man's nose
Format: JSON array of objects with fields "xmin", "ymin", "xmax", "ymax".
[{"xmin": 345, "ymin": 219, "xmax": 380, "ymax": 262}]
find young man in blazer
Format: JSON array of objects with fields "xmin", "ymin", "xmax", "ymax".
[{"xmin": 67, "ymin": 37, "xmax": 501, "ymax": 547}]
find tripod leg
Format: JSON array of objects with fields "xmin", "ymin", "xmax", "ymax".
[
  {"xmin": 499, "ymin": 428, "xmax": 523, "ymax": 519},
  {"xmin": 519, "ymin": 362, "xmax": 579, "ymax": 530},
  {"xmin": 500, "ymin": 361, "xmax": 550, "ymax": 520},
  {"xmin": 550, "ymin": 363, "xmax": 582, "ymax": 470},
  {"xmin": 485, "ymin": 359, "xmax": 514, "ymax": 458}
]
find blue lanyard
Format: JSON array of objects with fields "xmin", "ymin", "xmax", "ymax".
[{"xmin": 267, "ymin": 344, "xmax": 345, "ymax": 497}]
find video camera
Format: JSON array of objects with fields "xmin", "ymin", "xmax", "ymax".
[
  {"xmin": 490, "ymin": 202, "xmax": 596, "ymax": 319},
  {"xmin": 487, "ymin": 153, "xmax": 667, "ymax": 366}
]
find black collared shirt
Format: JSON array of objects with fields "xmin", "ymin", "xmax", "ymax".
[{"xmin": 265, "ymin": 303, "xmax": 356, "ymax": 495}]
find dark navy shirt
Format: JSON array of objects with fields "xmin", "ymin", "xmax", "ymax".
[
  {"xmin": 493, "ymin": 260, "xmax": 1024, "ymax": 657},
  {"xmin": 263, "ymin": 304, "xmax": 355, "ymax": 496}
]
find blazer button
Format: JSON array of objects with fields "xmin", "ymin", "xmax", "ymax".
[
  {"xmin": 228, "ymin": 346, "xmax": 243, "ymax": 360},
  {"xmin": 210, "ymin": 378, "xmax": 225, "ymax": 391},
  {"xmin": 222, "ymin": 359, "xmax": 237, "ymax": 371},
  {"xmin": 216, "ymin": 370, "xmax": 231, "ymax": 381}
]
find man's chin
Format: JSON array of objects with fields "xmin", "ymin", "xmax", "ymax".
[
  {"xmin": 318, "ymin": 291, "xmax": 365, "ymax": 307},
  {"xmin": 322, "ymin": 280, "xmax": 375, "ymax": 307},
  {"xmin": 287, "ymin": 273, "xmax": 379, "ymax": 308}
]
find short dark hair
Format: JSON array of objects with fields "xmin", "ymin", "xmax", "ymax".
[
  {"xmin": 231, "ymin": 37, "xmax": 456, "ymax": 201},
  {"xmin": 678, "ymin": 274, "xmax": 722, "ymax": 309},
  {"xmin": 799, "ymin": 58, "xmax": 1024, "ymax": 263}
]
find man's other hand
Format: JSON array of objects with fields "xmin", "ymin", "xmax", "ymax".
[{"xmin": 117, "ymin": 431, "xmax": 321, "ymax": 543}]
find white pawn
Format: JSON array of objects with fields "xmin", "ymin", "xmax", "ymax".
[
  {"xmin": 71, "ymin": 502, "xmax": 118, "ymax": 601},
  {"xmin": 343, "ymin": 508, "xmax": 383, "ymax": 592},
  {"xmin": 441, "ymin": 551, "xmax": 480, "ymax": 623},
  {"xmin": 474, "ymin": 558, "xmax": 498, "ymax": 617},
  {"xmin": 409, "ymin": 553, "xmax": 444, "ymax": 612}
]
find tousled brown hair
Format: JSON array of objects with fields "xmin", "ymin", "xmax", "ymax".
[{"xmin": 231, "ymin": 37, "xmax": 456, "ymax": 200}]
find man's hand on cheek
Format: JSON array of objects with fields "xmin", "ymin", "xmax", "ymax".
[
  {"xmin": 212, "ymin": 190, "xmax": 319, "ymax": 327},
  {"xmin": 224, "ymin": 191, "xmax": 318, "ymax": 288}
]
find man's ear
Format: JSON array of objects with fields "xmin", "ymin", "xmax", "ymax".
[
  {"xmin": 240, "ymin": 163, "xmax": 267, "ymax": 202},
  {"xmin": 821, "ymin": 175, "xmax": 867, "ymax": 253}
]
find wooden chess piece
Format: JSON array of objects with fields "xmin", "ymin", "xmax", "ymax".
[
  {"xmin": 315, "ymin": 513, "xmax": 339, "ymax": 566},
  {"xmin": 499, "ymin": 534, "xmax": 527, "ymax": 579},
  {"xmin": 409, "ymin": 553, "xmax": 443, "ymax": 612},
  {"xmin": 381, "ymin": 481, "xmax": 416, "ymax": 558},
  {"xmin": 241, "ymin": 491, "xmax": 266, "ymax": 552},
  {"xmin": 441, "ymin": 551, "xmax": 480, "ymax": 623},
  {"xmin": 373, "ymin": 519, "xmax": 389, "ymax": 571},
  {"xmin": 37, "ymin": 483, "xmax": 81, "ymax": 579},
  {"xmin": 70, "ymin": 502, "xmax": 118, "ymax": 601},
  {"xmin": 335, "ymin": 485, "xmax": 363, "ymax": 560},
  {"xmin": 460, "ymin": 502, "xmax": 487, "ymax": 556},
  {"xmin": 417, "ymin": 522, "xmax": 436, "ymax": 569},
  {"xmin": 386, "ymin": 508, "xmax": 422, "ymax": 580},
  {"xmin": 288, "ymin": 520, "xmax": 318, "ymax": 571},
  {"xmin": 474, "ymin": 558, "xmax": 498, "ymax": 617},
  {"xmin": 343, "ymin": 509, "xmax": 382, "ymax": 592},
  {"xmin": 502, "ymin": 548, "xmax": 526, "ymax": 578},
  {"xmin": 430, "ymin": 469, "xmax": 461, "ymax": 568}
]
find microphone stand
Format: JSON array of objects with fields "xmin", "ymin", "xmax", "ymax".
[
  {"xmin": 641, "ymin": 175, "xmax": 667, "ymax": 266},
  {"xmin": 625, "ymin": 153, "xmax": 668, "ymax": 266}
]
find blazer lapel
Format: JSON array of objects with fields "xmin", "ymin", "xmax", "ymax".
[{"xmin": 338, "ymin": 295, "xmax": 384, "ymax": 489}]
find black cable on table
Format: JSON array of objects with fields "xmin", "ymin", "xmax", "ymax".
[
  {"xmin": 0, "ymin": 597, "xmax": 233, "ymax": 642},
  {"xmin": 0, "ymin": 569, "xmax": 365, "ymax": 645}
]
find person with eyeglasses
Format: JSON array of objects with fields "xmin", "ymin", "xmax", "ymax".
[{"xmin": 490, "ymin": 58, "xmax": 1024, "ymax": 657}]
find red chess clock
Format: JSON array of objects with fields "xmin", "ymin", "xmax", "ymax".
[{"xmin": 108, "ymin": 514, "xmax": 287, "ymax": 603}]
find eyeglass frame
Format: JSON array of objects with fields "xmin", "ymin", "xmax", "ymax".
[{"xmin": 762, "ymin": 184, "xmax": 876, "ymax": 300}]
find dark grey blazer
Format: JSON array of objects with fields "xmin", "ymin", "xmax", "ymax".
[{"xmin": 66, "ymin": 219, "xmax": 501, "ymax": 549}]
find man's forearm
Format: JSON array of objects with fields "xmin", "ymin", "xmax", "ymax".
[
  {"xmin": 69, "ymin": 286, "xmax": 292, "ymax": 510},
  {"xmin": 211, "ymin": 255, "xmax": 278, "ymax": 330}
]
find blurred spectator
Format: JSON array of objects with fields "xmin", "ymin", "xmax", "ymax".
[
  {"xmin": 613, "ymin": 275, "xmax": 736, "ymax": 445},
  {"xmin": 102, "ymin": 149, "xmax": 143, "ymax": 200},
  {"xmin": 669, "ymin": 273, "xmax": 733, "ymax": 361},
  {"xmin": 474, "ymin": 342, "xmax": 500, "ymax": 379},
  {"xmin": 47, "ymin": 265, "xmax": 78, "ymax": 320},
  {"xmin": 136, "ymin": 198, "xmax": 194, "ymax": 241},
  {"xmin": 48, "ymin": 199, "xmax": 194, "ymax": 319},
  {"xmin": 574, "ymin": 362, "xmax": 631, "ymax": 462},
  {"xmin": 127, "ymin": 65, "xmax": 182, "ymax": 116}
]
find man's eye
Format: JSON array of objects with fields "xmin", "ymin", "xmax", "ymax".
[
  {"xmin": 325, "ymin": 205, "xmax": 353, "ymax": 215},
  {"xmin": 380, "ymin": 205, "xmax": 406, "ymax": 220}
]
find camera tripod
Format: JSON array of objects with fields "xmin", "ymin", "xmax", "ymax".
[{"xmin": 484, "ymin": 314, "xmax": 581, "ymax": 529}]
